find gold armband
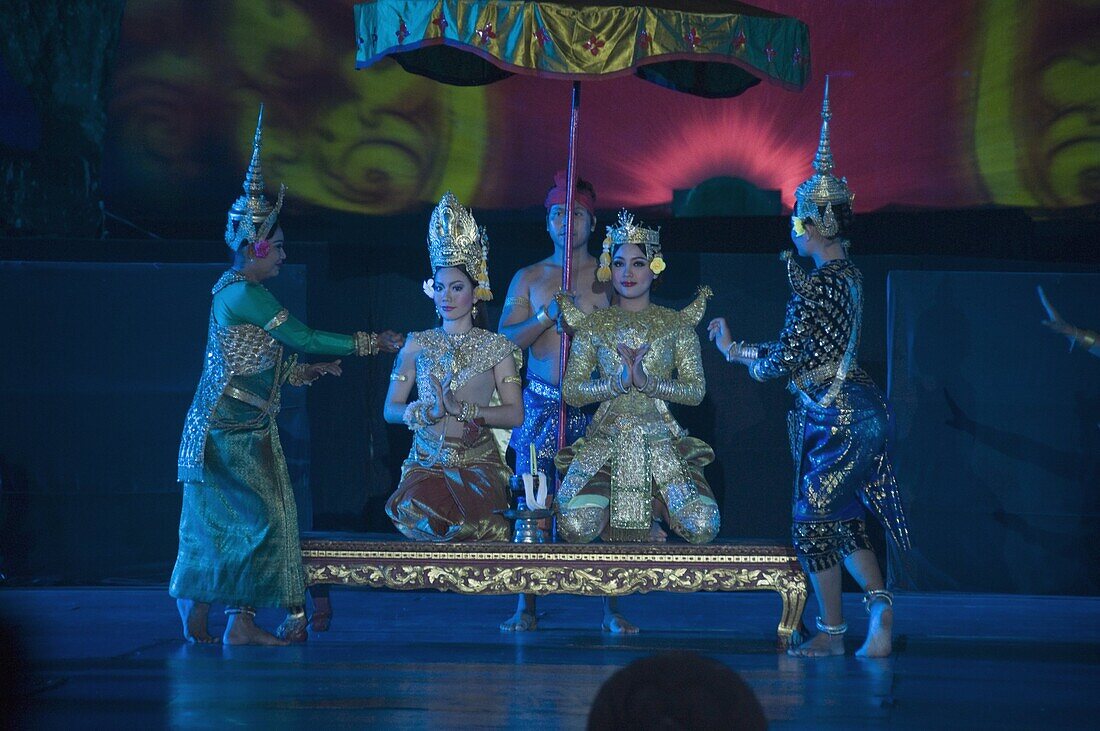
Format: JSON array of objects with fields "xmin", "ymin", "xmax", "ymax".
[
  {"xmin": 502, "ymin": 375, "xmax": 523, "ymax": 385},
  {"xmin": 535, "ymin": 307, "xmax": 553, "ymax": 327},
  {"xmin": 264, "ymin": 309, "xmax": 290, "ymax": 332},
  {"xmin": 505, "ymin": 296, "xmax": 531, "ymax": 311}
]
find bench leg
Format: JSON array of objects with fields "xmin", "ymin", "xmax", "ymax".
[
  {"xmin": 775, "ymin": 578, "xmax": 808, "ymax": 651},
  {"xmin": 308, "ymin": 584, "xmax": 332, "ymax": 632}
]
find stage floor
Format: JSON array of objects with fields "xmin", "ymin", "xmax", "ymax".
[{"xmin": 2, "ymin": 588, "xmax": 1097, "ymax": 729}]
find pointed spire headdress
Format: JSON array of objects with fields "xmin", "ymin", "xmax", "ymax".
[
  {"xmin": 597, "ymin": 209, "xmax": 664, "ymax": 282},
  {"xmin": 426, "ymin": 192, "xmax": 493, "ymax": 300},
  {"xmin": 225, "ymin": 104, "xmax": 286, "ymax": 251},
  {"xmin": 793, "ymin": 76, "xmax": 854, "ymax": 239}
]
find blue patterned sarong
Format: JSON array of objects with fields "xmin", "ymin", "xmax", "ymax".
[{"xmin": 509, "ymin": 374, "xmax": 591, "ymax": 479}]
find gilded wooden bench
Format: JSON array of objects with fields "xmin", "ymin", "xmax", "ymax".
[{"xmin": 301, "ymin": 533, "xmax": 808, "ymax": 648}]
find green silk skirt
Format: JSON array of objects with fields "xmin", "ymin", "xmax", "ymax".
[{"xmin": 169, "ymin": 371, "xmax": 305, "ymax": 609}]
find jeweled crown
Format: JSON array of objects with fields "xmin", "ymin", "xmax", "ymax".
[
  {"xmin": 426, "ymin": 192, "xmax": 492, "ymax": 299},
  {"xmin": 794, "ymin": 76, "xmax": 854, "ymax": 238},
  {"xmin": 607, "ymin": 209, "xmax": 660, "ymax": 251},
  {"xmin": 225, "ymin": 104, "xmax": 285, "ymax": 251}
]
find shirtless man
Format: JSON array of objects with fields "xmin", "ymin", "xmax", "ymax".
[{"xmin": 497, "ymin": 171, "xmax": 637, "ymax": 634}]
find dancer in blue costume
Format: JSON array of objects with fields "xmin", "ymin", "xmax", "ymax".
[{"xmin": 709, "ymin": 80, "xmax": 910, "ymax": 658}]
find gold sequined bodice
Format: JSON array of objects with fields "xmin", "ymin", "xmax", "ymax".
[
  {"xmin": 561, "ymin": 288, "xmax": 711, "ymax": 437},
  {"xmin": 411, "ymin": 327, "xmax": 519, "ymax": 405}
]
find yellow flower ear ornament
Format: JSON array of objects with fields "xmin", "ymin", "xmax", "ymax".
[
  {"xmin": 791, "ymin": 216, "xmax": 807, "ymax": 237},
  {"xmin": 596, "ymin": 235, "xmax": 612, "ymax": 282},
  {"xmin": 649, "ymin": 255, "xmax": 666, "ymax": 275}
]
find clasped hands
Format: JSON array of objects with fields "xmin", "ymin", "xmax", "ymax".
[
  {"xmin": 424, "ymin": 373, "xmax": 469, "ymax": 422},
  {"xmin": 615, "ymin": 342, "xmax": 651, "ymax": 391}
]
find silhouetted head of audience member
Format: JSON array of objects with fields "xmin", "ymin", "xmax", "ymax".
[{"xmin": 587, "ymin": 651, "xmax": 767, "ymax": 730}]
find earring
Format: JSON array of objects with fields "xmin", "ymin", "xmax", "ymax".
[
  {"xmin": 471, "ymin": 304, "xmax": 479, "ymax": 320},
  {"xmin": 436, "ymin": 308, "xmax": 442, "ymax": 321}
]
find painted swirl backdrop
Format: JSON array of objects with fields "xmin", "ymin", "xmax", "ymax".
[{"xmin": 101, "ymin": 0, "xmax": 1097, "ymax": 219}]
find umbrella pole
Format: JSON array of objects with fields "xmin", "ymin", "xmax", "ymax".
[{"xmin": 554, "ymin": 82, "xmax": 581, "ymax": 516}]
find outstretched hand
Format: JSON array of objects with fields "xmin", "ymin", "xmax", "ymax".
[
  {"xmin": 302, "ymin": 360, "xmax": 343, "ymax": 383},
  {"xmin": 1037, "ymin": 285, "xmax": 1077, "ymax": 339},
  {"xmin": 707, "ymin": 317, "xmax": 733, "ymax": 355},
  {"xmin": 378, "ymin": 330, "xmax": 405, "ymax": 353}
]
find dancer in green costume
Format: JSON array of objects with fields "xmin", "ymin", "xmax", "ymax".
[{"xmin": 170, "ymin": 106, "xmax": 402, "ymax": 645}]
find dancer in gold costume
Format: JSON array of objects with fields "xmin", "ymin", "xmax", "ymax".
[
  {"xmin": 384, "ymin": 193, "xmax": 523, "ymax": 541},
  {"xmin": 555, "ymin": 211, "xmax": 720, "ymax": 545}
]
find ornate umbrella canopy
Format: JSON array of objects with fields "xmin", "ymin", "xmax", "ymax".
[
  {"xmin": 354, "ymin": 1, "xmax": 811, "ymax": 472},
  {"xmin": 355, "ymin": 1, "xmax": 810, "ymax": 98}
]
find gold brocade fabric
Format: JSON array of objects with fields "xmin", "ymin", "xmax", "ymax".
[
  {"xmin": 556, "ymin": 433, "xmax": 717, "ymax": 544},
  {"xmin": 354, "ymin": 1, "xmax": 811, "ymax": 91},
  {"xmin": 410, "ymin": 326, "xmax": 521, "ymax": 457},
  {"xmin": 178, "ymin": 271, "xmax": 287, "ymax": 482},
  {"xmin": 555, "ymin": 288, "xmax": 720, "ymax": 542},
  {"xmin": 387, "ymin": 427, "xmax": 512, "ymax": 542},
  {"xmin": 386, "ymin": 327, "xmax": 519, "ymax": 541},
  {"xmin": 411, "ymin": 326, "xmax": 521, "ymax": 395}
]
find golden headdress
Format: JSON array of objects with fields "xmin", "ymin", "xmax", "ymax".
[
  {"xmin": 597, "ymin": 209, "xmax": 665, "ymax": 281},
  {"xmin": 426, "ymin": 191, "xmax": 492, "ymax": 300},
  {"xmin": 225, "ymin": 104, "xmax": 285, "ymax": 252},
  {"xmin": 793, "ymin": 76, "xmax": 854, "ymax": 239}
]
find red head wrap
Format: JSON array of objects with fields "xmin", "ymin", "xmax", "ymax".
[{"xmin": 544, "ymin": 170, "xmax": 596, "ymax": 215}]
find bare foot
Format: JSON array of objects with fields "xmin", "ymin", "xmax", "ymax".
[
  {"xmin": 310, "ymin": 596, "xmax": 332, "ymax": 633},
  {"xmin": 856, "ymin": 602, "xmax": 893, "ymax": 658},
  {"xmin": 602, "ymin": 612, "xmax": 640, "ymax": 635},
  {"xmin": 176, "ymin": 599, "xmax": 218, "ymax": 644},
  {"xmin": 788, "ymin": 631, "xmax": 845, "ymax": 658},
  {"xmin": 224, "ymin": 613, "xmax": 290, "ymax": 646},
  {"xmin": 648, "ymin": 521, "xmax": 668, "ymax": 542},
  {"xmin": 499, "ymin": 610, "xmax": 538, "ymax": 632},
  {"xmin": 276, "ymin": 612, "xmax": 309, "ymax": 643}
]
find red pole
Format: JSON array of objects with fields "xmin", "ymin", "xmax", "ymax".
[{"xmin": 555, "ymin": 81, "xmax": 581, "ymax": 498}]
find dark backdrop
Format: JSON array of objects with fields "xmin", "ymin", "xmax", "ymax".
[{"xmin": 0, "ymin": 218, "xmax": 1096, "ymax": 594}]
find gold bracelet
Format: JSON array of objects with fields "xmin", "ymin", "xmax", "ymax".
[
  {"xmin": 724, "ymin": 340, "xmax": 738, "ymax": 362},
  {"xmin": 355, "ymin": 331, "xmax": 380, "ymax": 356},
  {"xmin": 535, "ymin": 307, "xmax": 553, "ymax": 327},
  {"xmin": 1079, "ymin": 330, "xmax": 1098, "ymax": 349},
  {"xmin": 458, "ymin": 401, "xmax": 478, "ymax": 422}
]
